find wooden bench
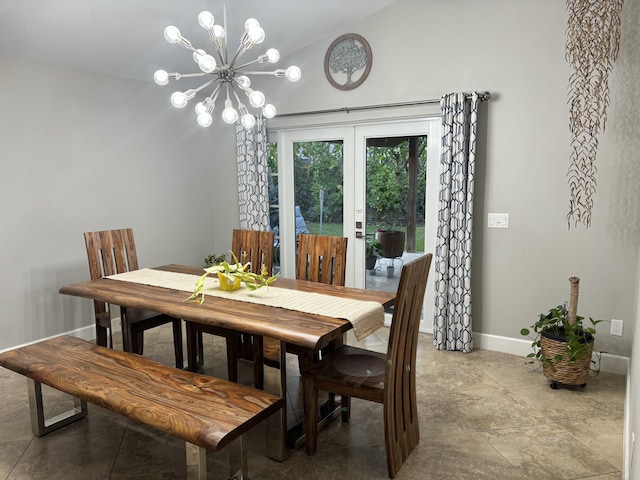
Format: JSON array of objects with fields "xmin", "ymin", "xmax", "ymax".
[{"xmin": 0, "ymin": 335, "xmax": 284, "ymax": 479}]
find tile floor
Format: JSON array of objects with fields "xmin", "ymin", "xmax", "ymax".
[{"xmin": 0, "ymin": 324, "xmax": 625, "ymax": 479}]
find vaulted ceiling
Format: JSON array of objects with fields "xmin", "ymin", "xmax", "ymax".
[{"xmin": 0, "ymin": 0, "xmax": 400, "ymax": 83}]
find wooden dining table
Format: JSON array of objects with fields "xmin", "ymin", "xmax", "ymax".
[{"xmin": 59, "ymin": 264, "xmax": 396, "ymax": 461}]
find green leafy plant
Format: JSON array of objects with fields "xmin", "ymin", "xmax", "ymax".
[
  {"xmin": 521, "ymin": 304, "xmax": 601, "ymax": 366},
  {"xmin": 366, "ymin": 238, "xmax": 383, "ymax": 258},
  {"xmin": 203, "ymin": 253, "xmax": 227, "ymax": 267},
  {"xmin": 187, "ymin": 252, "xmax": 279, "ymax": 304}
]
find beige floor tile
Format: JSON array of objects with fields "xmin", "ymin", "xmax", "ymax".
[
  {"xmin": 562, "ymin": 416, "xmax": 625, "ymax": 471},
  {"xmin": 0, "ymin": 326, "xmax": 625, "ymax": 479},
  {"xmin": 404, "ymin": 431, "xmax": 527, "ymax": 479},
  {"xmin": 481, "ymin": 423, "xmax": 619, "ymax": 480}
]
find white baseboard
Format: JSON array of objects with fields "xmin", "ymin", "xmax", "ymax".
[
  {"xmin": 0, "ymin": 324, "xmax": 98, "ymax": 353},
  {"xmin": 473, "ymin": 332, "xmax": 630, "ymax": 375},
  {"xmin": 0, "ymin": 318, "xmax": 122, "ymax": 354}
]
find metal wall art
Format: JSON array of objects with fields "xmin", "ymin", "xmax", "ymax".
[
  {"xmin": 566, "ymin": 0, "xmax": 624, "ymax": 228},
  {"xmin": 324, "ymin": 33, "xmax": 372, "ymax": 91}
]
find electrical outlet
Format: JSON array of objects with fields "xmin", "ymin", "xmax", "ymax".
[{"xmin": 610, "ymin": 319, "xmax": 624, "ymax": 336}]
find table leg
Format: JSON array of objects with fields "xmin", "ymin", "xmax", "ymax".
[
  {"xmin": 120, "ymin": 306, "xmax": 132, "ymax": 353},
  {"xmin": 185, "ymin": 322, "xmax": 198, "ymax": 372},
  {"xmin": 264, "ymin": 340, "xmax": 287, "ymax": 462}
]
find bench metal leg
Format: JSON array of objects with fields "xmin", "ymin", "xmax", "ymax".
[
  {"xmin": 185, "ymin": 442, "xmax": 207, "ymax": 480},
  {"xmin": 27, "ymin": 379, "xmax": 87, "ymax": 437},
  {"xmin": 186, "ymin": 436, "xmax": 248, "ymax": 480},
  {"xmin": 227, "ymin": 435, "xmax": 248, "ymax": 479}
]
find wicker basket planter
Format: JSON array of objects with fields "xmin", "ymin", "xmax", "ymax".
[
  {"xmin": 521, "ymin": 276, "xmax": 601, "ymax": 390},
  {"xmin": 540, "ymin": 330, "xmax": 594, "ymax": 387}
]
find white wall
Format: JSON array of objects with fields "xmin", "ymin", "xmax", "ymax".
[
  {"xmin": 0, "ymin": 56, "xmax": 225, "ymax": 349},
  {"xmin": 2, "ymin": 0, "xmax": 638, "ymax": 368},
  {"xmin": 244, "ymin": 0, "xmax": 640, "ymax": 359}
]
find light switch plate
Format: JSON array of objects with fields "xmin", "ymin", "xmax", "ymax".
[{"xmin": 488, "ymin": 213, "xmax": 509, "ymax": 229}]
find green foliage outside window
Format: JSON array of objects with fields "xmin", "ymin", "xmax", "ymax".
[{"xmin": 267, "ymin": 136, "xmax": 428, "ymax": 236}]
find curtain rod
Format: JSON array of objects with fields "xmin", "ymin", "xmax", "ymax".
[{"xmin": 276, "ymin": 91, "xmax": 491, "ymax": 118}]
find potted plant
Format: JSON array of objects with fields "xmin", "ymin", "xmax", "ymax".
[
  {"xmin": 187, "ymin": 252, "xmax": 279, "ymax": 304},
  {"xmin": 365, "ymin": 237, "xmax": 383, "ymax": 271},
  {"xmin": 367, "ymin": 170, "xmax": 406, "ymax": 261},
  {"xmin": 376, "ymin": 229, "xmax": 405, "ymax": 259},
  {"xmin": 204, "ymin": 253, "xmax": 227, "ymax": 267},
  {"xmin": 520, "ymin": 276, "xmax": 601, "ymax": 389}
]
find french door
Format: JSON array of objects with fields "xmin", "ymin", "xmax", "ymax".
[{"xmin": 275, "ymin": 118, "xmax": 440, "ymax": 332}]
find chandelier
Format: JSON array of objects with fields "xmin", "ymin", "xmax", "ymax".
[{"xmin": 153, "ymin": 0, "xmax": 301, "ymax": 129}]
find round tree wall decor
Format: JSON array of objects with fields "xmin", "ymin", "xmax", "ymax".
[{"xmin": 324, "ymin": 33, "xmax": 372, "ymax": 90}]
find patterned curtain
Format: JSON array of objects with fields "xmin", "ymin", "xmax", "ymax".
[
  {"xmin": 433, "ymin": 92, "xmax": 479, "ymax": 353},
  {"xmin": 236, "ymin": 114, "xmax": 270, "ymax": 230}
]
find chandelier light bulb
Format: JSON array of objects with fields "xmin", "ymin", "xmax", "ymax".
[
  {"xmin": 248, "ymin": 26, "xmax": 265, "ymax": 45},
  {"xmin": 170, "ymin": 89, "xmax": 195, "ymax": 109},
  {"xmin": 195, "ymin": 102, "xmax": 206, "ymax": 115},
  {"xmin": 262, "ymin": 104, "xmax": 276, "ymax": 119},
  {"xmin": 244, "ymin": 18, "xmax": 260, "ymax": 32},
  {"xmin": 222, "ymin": 99, "xmax": 239, "ymax": 124},
  {"xmin": 212, "ymin": 25, "xmax": 226, "ymax": 41},
  {"xmin": 285, "ymin": 66, "xmax": 302, "ymax": 82},
  {"xmin": 236, "ymin": 76, "xmax": 251, "ymax": 89},
  {"xmin": 265, "ymin": 48, "xmax": 280, "ymax": 63},
  {"xmin": 153, "ymin": 70, "xmax": 169, "ymax": 86},
  {"xmin": 241, "ymin": 112, "xmax": 256, "ymax": 129},
  {"xmin": 192, "ymin": 49, "xmax": 205, "ymax": 62},
  {"xmin": 170, "ymin": 92, "xmax": 188, "ymax": 108},
  {"xmin": 197, "ymin": 11, "xmax": 215, "ymax": 30},
  {"xmin": 249, "ymin": 90, "xmax": 265, "ymax": 108},
  {"xmin": 163, "ymin": 26, "xmax": 181, "ymax": 44},
  {"xmin": 197, "ymin": 112, "xmax": 213, "ymax": 127},
  {"xmin": 198, "ymin": 54, "xmax": 217, "ymax": 73}
]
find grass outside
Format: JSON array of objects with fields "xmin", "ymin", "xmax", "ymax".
[{"xmin": 305, "ymin": 222, "xmax": 426, "ymax": 252}]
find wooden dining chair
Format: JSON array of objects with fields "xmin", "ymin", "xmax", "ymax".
[
  {"xmin": 84, "ymin": 228, "xmax": 184, "ymax": 368},
  {"xmin": 188, "ymin": 229, "xmax": 275, "ymax": 382},
  {"xmin": 261, "ymin": 233, "xmax": 348, "ymax": 373},
  {"xmin": 301, "ymin": 253, "xmax": 433, "ymax": 479}
]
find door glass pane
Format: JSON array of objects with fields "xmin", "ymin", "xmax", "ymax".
[
  {"xmin": 365, "ymin": 135, "xmax": 428, "ymax": 292},
  {"xmin": 293, "ymin": 140, "xmax": 344, "ymax": 242},
  {"xmin": 267, "ymin": 141, "xmax": 280, "ymax": 273}
]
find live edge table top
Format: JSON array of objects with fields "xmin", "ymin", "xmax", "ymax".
[{"xmin": 59, "ymin": 264, "xmax": 396, "ymax": 352}]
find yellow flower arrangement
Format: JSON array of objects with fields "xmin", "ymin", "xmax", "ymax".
[{"xmin": 186, "ymin": 252, "xmax": 278, "ymax": 304}]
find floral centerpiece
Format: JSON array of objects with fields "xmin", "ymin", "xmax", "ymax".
[{"xmin": 186, "ymin": 252, "xmax": 279, "ymax": 304}]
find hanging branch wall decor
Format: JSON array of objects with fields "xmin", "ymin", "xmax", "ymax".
[{"xmin": 565, "ymin": 0, "xmax": 623, "ymax": 228}]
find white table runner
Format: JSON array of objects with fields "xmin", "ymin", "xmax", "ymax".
[{"xmin": 106, "ymin": 269, "xmax": 384, "ymax": 340}]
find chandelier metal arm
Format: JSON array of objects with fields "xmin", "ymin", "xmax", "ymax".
[
  {"xmin": 174, "ymin": 72, "xmax": 214, "ymax": 79},
  {"xmin": 234, "ymin": 56, "xmax": 266, "ymax": 70},
  {"xmin": 228, "ymin": 39, "xmax": 252, "ymax": 70},
  {"xmin": 241, "ymin": 70, "xmax": 278, "ymax": 76},
  {"xmin": 193, "ymin": 78, "xmax": 219, "ymax": 95}
]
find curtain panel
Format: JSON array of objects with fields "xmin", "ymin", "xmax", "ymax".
[
  {"xmin": 433, "ymin": 92, "xmax": 479, "ymax": 353},
  {"xmin": 236, "ymin": 114, "xmax": 271, "ymax": 230}
]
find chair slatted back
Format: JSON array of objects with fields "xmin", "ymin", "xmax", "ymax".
[
  {"xmin": 83, "ymin": 228, "xmax": 139, "ymax": 324},
  {"xmin": 296, "ymin": 234, "xmax": 347, "ymax": 286},
  {"xmin": 384, "ymin": 254, "xmax": 433, "ymax": 452},
  {"xmin": 84, "ymin": 228, "xmax": 139, "ymax": 280},
  {"xmin": 231, "ymin": 229, "xmax": 275, "ymax": 276}
]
